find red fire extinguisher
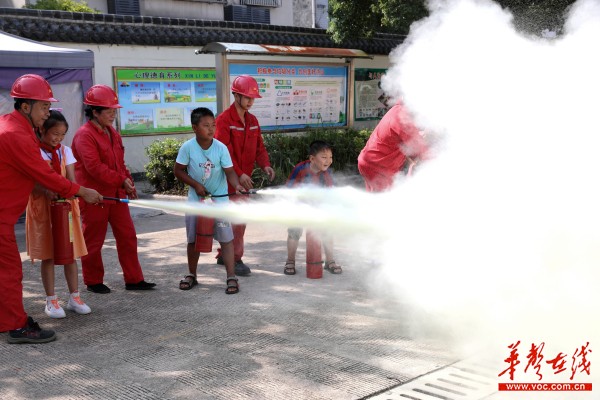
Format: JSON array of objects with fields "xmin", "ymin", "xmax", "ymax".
[
  {"xmin": 194, "ymin": 199, "xmax": 215, "ymax": 253},
  {"xmin": 305, "ymin": 230, "xmax": 323, "ymax": 279},
  {"xmin": 50, "ymin": 200, "xmax": 74, "ymax": 265},
  {"xmin": 195, "ymin": 198, "xmax": 215, "ymax": 252},
  {"xmin": 195, "ymin": 215, "xmax": 215, "ymax": 253}
]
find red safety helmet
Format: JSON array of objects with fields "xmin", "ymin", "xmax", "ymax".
[
  {"xmin": 231, "ymin": 75, "xmax": 261, "ymax": 99},
  {"xmin": 10, "ymin": 74, "xmax": 58, "ymax": 102},
  {"xmin": 84, "ymin": 84, "xmax": 122, "ymax": 108}
]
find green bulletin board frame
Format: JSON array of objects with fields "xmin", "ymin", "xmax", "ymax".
[
  {"xmin": 113, "ymin": 67, "xmax": 217, "ymax": 136},
  {"xmin": 228, "ymin": 62, "xmax": 349, "ymax": 131},
  {"xmin": 354, "ymin": 68, "xmax": 390, "ymax": 121}
]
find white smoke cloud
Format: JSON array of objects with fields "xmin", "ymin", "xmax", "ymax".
[{"xmin": 373, "ymin": 0, "xmax": 599, "ymax": 395}]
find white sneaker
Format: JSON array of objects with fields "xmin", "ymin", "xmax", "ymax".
[
  {"xmin": 45, "ymin": 296, "xmax": 66, "ymax": 319},
  {"xmin": 65, "ymin": 292, "xmax": 92, "ymax": 315}
]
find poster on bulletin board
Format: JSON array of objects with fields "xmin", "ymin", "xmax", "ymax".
[
  {"xmin": 113, "ymin": 68, "xmax": 217, "ymax": 136},
  {"xmin": 354, "ymin": 68, "xmax": 391, "ymax": 121},
  {"xmin": 229, "ymin": 63, "xmax": 348, "ymax": 131}
]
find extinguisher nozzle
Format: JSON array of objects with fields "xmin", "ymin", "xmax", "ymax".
[{"xmin": 100, "ymin": 196, "xmax": 129, "ymax": 203}]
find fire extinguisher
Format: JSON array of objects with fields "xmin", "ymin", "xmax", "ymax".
[
  {"xmin": 195, "ymin": 198, "xmax": 215, "ymax": 252},
  {"xmin": 50, "ymin": 200, "xmax": 74, "ymax": 265},
  {"xmin": 305, "ymin": 230, "xmax": 323, "ymax": 279},
  {"xmin": 195, "ymin": 215, "xmax": 215, "ymax": 252}
]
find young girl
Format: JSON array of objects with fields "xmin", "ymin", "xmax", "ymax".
[{"xmin": 26, "ymin": 110, "xmax": 91, "ymax": 318}]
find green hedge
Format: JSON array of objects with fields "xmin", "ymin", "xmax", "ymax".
[
  {"xmin": 256, "ymin": 128, "xmax": 371, "ymax": 187},
  {"xmin": 144, "ymin": 137, "xmax": 187, "ymax": 194},
  {"xmin": 144, "ymin": 128, "xmax": 371, "ymax": 193}
]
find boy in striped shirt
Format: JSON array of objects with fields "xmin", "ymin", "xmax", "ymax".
[{"xmin": 283, "ymin": 140, "xmax": 342, "ymax": 275}]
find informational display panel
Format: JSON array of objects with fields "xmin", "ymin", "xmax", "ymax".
[
  {"xmin": 354, "ymin": 68, "xmax": 391, "ymax": 121},
  {"xmin": 113, "ymin": 68, "xmax": 217, "ymax": 136},
  {"xmin": 229, "ymin": 62, "xmax": 348, "ymax": 131}
]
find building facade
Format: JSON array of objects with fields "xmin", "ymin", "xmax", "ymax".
[
  {"xmin": 0, "ymin": 0, "xmax": 327, "ymax": 28},
  {"xmin": 0, "ymin": 3, "xmax": 402, "ymax": 173}
]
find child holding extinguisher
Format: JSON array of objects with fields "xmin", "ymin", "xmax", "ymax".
[
  {"xmin": 25, "ymin": 110, "xmax": 91, "ymax": 318},
  {"xmin": 174, "ymin": 107, "xmax": 245, "ymax": 294}
]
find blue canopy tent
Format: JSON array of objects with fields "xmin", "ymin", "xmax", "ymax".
[{"xmin": 0, "ymin": 31, "xmax": 94, "ymax": 143}]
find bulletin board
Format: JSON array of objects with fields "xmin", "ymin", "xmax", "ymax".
[
  {"xmin": 354, "ymin": 68, "xmax": 390, "ymax": 121},
  {"xmin": 113, "ymin": 67, "xmax": 217, "ymax": 136},
  {"xmin": 229, "ymin": 62, "xmax": 348, "ymax": 131}
]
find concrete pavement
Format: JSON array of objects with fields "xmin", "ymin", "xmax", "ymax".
[{"xmin": 1, "ymin": 185, "xmax": 500, "ymax": 400}]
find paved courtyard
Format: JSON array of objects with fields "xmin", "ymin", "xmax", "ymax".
[{"xmin": 1, "ymin": 192, "xmax": 500, "ymax": 399}]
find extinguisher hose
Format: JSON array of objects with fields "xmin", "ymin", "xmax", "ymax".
[
  {"xmin": 75, "ymin": 195, "xmax": 130, "ymax": 203},
  {"xmin": 205, "ymin": 189, "xmax": 260, "ymax": 199},
  {"xmin": 76, "ymin": 190, "xmax": 260, "ymax": 202}
]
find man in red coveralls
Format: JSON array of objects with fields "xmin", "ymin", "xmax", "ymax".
[
  {"xmin": 214, "ymin": 75, "xmax": 275, "ymax": 276},
  {"xmin": 358, "ymin": 101, "xmax": 429, "ymax": 192},
  {"xmin": 71, "ymin": 85, "xmax": 155, "ymax": 294},
  {"xmin": 0, "ymin": 74, "xmax": 103, "ymax": 343}
]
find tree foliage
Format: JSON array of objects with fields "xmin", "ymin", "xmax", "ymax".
[
  {"xmin": 328, "ymin": 0, "xmax": 427, "ymax": 43},
  {"xmin": 328, "ymin": 0, "xmax": 577, "ymax": 43},
  {"xmin": 497, "ymin": 0, "xmax": 577, "ymax": 35},
  {"xmin": 24, "ymin": 0, "xmax": 99, "ymax": 13}
]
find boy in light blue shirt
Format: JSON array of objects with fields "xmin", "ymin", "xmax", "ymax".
[{"xmin": 174, "ymin": 107, "xmax": 245, "ymax": 294}]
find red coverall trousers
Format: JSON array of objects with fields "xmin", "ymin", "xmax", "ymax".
[
  {"xmin": 0, "ymin": 224, "xmax": 27, "ymax": 331},
  {"xmin": 79, "ymin": 200, "xmax": 144, "ymax": 285},
  {"xmin": 357, "ymin": 163, "xmax": 396, "ymax": 193},
  {"xmin": 216, "ymin": 194, "xmax": 246, "ymax": 261}
]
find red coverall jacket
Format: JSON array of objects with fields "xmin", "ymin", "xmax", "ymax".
[
  {"xmin": 215, "ymin": 103, "xmax": 271, "ymax": 191},
  {"xmin": 358, "ymin": 101, "xmax": 428, "ymax": 192},
  {"xmin": 71, "ymin": 121, "xmax": 133, "ymax": 197},
  {"xmin": 0, "ymin": 110, "xmax": 80, "ymax": 332}
]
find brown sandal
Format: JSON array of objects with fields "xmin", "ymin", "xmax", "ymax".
[
  {"xmin": 284, "ymin": 260, "xmax": 296, "ymax": 275},
  {"xmin": 324, "ymin": 261, "xmax": 342, "ymax": 274},
  {"xmin": 179, "ymin": 274, "xmax": 197, "ymax": 290}
]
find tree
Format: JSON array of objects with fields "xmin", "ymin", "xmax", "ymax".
[
  {"xmin": 327, "ymin": 0, "xmax": 577, "ymax": 43},
  {"xmin": 497, "ymin": 0, "xmax": 577, "ymax": 36},
  {"xmin": 24, "ymin": 0, "xmax": 99, "ymax": 13},
  {"xmin": 328, "ymin": 0, "xmax": 428, "ymax": 43}
]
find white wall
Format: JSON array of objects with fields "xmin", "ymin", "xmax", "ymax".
[
  {"xmin": 0, "ymin": 0, "xmax": 26, "ymax": 7},
  {"xmin": 355, "ymin": 55, "xmax": 390, "ymax": 70},
  {"xmin": 141, "ymin": 0, "xmax": 224, "ymax": 19},
  {"xmin": 270, "ymin": 1, "xmax": 293, "ymax": 26},
  {"xmin": 85, "ymin": 0, "xmax": 109, "ymax": 13}
]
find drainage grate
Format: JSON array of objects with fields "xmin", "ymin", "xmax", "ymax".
[{"xmin": 366, "ymin": 359, "xmax": 498, "ymax": 400}]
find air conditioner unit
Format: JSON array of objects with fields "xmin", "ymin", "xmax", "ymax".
[
  {"xmin": 175, "ymin": 0, "xmax": 227, "ymax": 3},
  {"xmin": 224, "ymin": 5, "xmax": 270, "ymax": 24},
  {"xmin": 239, "ymin": 0, "xmax": 280, "ymax": 7},
  {"xmin": 107, "ymin": 0, "xmax": 140, "ymax": 15}
]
